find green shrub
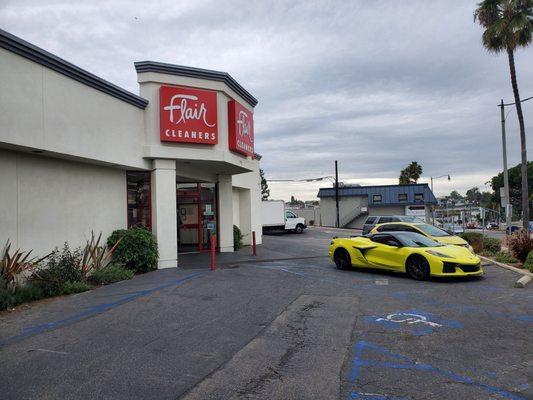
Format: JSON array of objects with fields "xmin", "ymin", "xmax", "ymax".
[
  {"xmin": 459, "ymin": 232, "xmax": 483, "ymax": 253},
  {"xmin": 1, "ymin": 283, "xmax": 46, "ymax": 310},
  {"xmin": 1, "ymin": 240, "xmax": 51, "ymax": 291},
  {"xmin": 482, "ymin": 237, "xmax": 501, "ymax": 255},
  {"xmin": 233, "ymin": 225, "xmax": 243, "ymax": 251},
  {"xmin": 12, "ymin": 283, "xmax": 45, "ymax": 304},
  {"xmin": 0, "ymin": 288, "xmax": 14, "ymax": 310},
  {"xmin": 91, "ymin": 264, "xmax": 134, "ymax": 285},
  {"xmin": 524, "ymin": 251, "xmax": 533, "ymax": 272},
  {"xmin": 59, "ymin": 281, "xmax": 92, "ymax": 295},
  {"xmin": 107, "ymin": 228, "xmax": 158, "ymax": 273},
  {"xmin": 33, "ymin": 243, "xmax": 83, "ymax": 295},
  {"xmin": 0, "ymin": 280, "xmax": 91, "ymax": 310},
  {"xmin": 494, "ymin": 251, "xmax": 519, "ymax": 264},
  {"xmin": 505, "ymin": 232, "xmax": 533, "ymax": 262}
]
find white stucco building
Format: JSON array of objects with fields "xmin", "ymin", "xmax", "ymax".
[{"xmin": 0, "ymin": 29, "xmax": 262, "ymax": 268}]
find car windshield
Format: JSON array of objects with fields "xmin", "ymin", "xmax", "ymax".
[
  {"xmin": 415, "ymin": 223, "xmax": 450, "ymax": 237},
  {"xmin": 394, "ymin": 232, "xmax": 443, "ymax": 248},
  {"xmin": 399, "ymin": 216, "xmax": 422, "ymax": 222}
]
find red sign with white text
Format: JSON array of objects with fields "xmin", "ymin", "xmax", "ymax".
[
  {"xmin": 160, "ymin": 85, "xmax": 218, "ymax": 144},
  {"xmin": 228, "ymin": 100, "xmax": 254, "ymax": 157}
]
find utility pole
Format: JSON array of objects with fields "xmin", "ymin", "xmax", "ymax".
[
  {"xmin": 431, "ymin": 177, "xmax": 434, "ymax": 225},
  {"xmin": 335, "ymin": 160, "xmax": 340, "ymax": 228},
  {"xmin": 500, "ymin": 99, "xmax": 511, "ymax": 233}
]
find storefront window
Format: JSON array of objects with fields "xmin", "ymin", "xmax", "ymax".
[{"xmin": 127, "ymin": 171, "xmax": 151, "ymax": 230}]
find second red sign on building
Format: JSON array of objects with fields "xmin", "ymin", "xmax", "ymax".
[{"xmin": 228, "ymin": 99, "xmax": 254, "ymax": 157}]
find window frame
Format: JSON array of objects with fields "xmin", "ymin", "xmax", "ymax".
[
  {"xmin": 365, "ymin": 216, "xmax": 378, "ymax": 225},
  {"xmin": 285, "ymin": 211, "xmax": 297, "ymax": 219},
  {"xmin": 373, "ymin": 194, "xmax": 382, "ymax": 204},
  {"xmin": 126, "ymin": 171, "xmax": 152, "ymax": 231},
  {"xmin": 371, "ymin": 234, "xmax": 401, "ymax": 247},
  {"xmin": 398, "ymin": 193, "xmax": 408, "ymax": 202}
]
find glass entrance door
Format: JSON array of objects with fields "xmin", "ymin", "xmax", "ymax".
[{"xmin": 176, "ymin": 183, "xmax": 217, "ymax": 253}]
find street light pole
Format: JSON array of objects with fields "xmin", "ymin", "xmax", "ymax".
[
  {"xmin": 335, "ymin": 160, "xmax": 340, "ymax": 228},
  {"xmin": 500, "ymin": 99, "xmax": 511, "ymax": 234},
  {"xmin": 499, "ymin": 95, "xmax": 532, "ymax": 231}
]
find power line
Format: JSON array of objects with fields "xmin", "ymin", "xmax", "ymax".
[
  {"xmin": 266, "ymin": 176, "xmax": 334, "ymax": 182},
  {"xmin": 500, "ymin": 96, "xmax": 533, "ymax": 107}
]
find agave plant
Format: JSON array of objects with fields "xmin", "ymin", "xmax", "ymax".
[
  {"xmin": 1, "ymin": 240, "xmax": 51, "ymax": 291},
  {"xmin": 79, "ymin": 232, "xmax": 121, "ymax": 280}
]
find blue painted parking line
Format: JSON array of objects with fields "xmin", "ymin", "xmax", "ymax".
[
  {"xmin": 349, "ymin": 392, "xmax": 407, "ymax": 399},
  {"xmin": 347, "ymin": 340, "xmax": 526, "ymax": 400},
  {"xmin": 0, "ymin": 272, "xmax": 206, "ymax": 348}
]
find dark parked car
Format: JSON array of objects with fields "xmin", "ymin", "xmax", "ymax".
[
  {"xmin": 506, "ymin": 225, "xmax": 520, "ymax": 234},
  {"xmin": 362, "ymin": 215, "xmax": 422, "ymax": 235}
]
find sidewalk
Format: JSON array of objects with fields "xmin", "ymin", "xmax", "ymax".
[
  {"xmin": 178, "ymin": 242, "xmax": 326, "ymax": 269},
  {"xmin": 179, "ymin": 230, "xmax": 333, "ymax": 269}
]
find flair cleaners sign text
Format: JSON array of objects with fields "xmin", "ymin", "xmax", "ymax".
[
  {"xmin": 228, "ymin": 100, "xmax": 254, "ymax": 157},
  {"xmin": 160, "ymin": 85, "xmax": 218, "ymax": 144}
]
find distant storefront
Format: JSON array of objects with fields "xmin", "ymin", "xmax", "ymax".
[
  {"xmin": 0, "ymin": 29, "xmax": 262, "ymax": 268},
  {"xmin": 317, "ymin": 184, "xmax": 438, "ymax": 229}
]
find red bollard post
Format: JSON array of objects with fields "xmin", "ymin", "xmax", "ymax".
[
  {"xmin": 252, "ymin": 231, "xmax": 257, "ymax": 256},
  {"xmin": 210, "ymin": 235, "xmax": 216, "ymax": 271}
]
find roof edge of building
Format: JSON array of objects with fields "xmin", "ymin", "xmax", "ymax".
[
  {"xmin": 0, "ymin": 29, "xmax": 149, "ymax": 109},
  {"xmin": 317, "ymin": 182, "xmax": 438, "ymax": 204},
  {"xmin": 134, "ymin": 61, "xmax": 258, "ymax": 108}
]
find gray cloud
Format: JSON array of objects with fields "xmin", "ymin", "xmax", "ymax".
[{"xmin": 1, "ymin": 0, "xmax": 532, "ymax": 200}]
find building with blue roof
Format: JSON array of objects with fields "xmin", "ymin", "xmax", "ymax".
[{"xmin": 316, "ymin": 183, "xmax": 438, "ymax": 228}]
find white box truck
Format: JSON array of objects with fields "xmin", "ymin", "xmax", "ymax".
[{"xmin": 261, "ymin": 200, "xmax": 307, "ymax": 234}]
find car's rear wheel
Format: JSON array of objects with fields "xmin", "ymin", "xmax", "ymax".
[
  {"xmin": 406, "ymin": 256, "xmax": 430, "ymax": 280},
  {"xmin": 294, "ymin": 224, "xmax": 304, "ymax": 234},
  {"xmin": 334, "ymin": 248, "xmax": 351, "ymax": 270}
]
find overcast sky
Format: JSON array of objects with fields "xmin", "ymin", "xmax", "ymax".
[{"xmin": 2, "ymin": 0, "xmax": 532, "ymax": 200}]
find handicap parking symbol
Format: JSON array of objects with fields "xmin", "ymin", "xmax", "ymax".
[
  {"xmin": 366, "ymin": 310, "xmax": 462, "ymax": 335},
  {"xmin": 376, "ymin": 312, "xmax": 443, "ymax": 328}
]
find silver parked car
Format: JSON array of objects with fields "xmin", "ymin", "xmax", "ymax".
[{"xmin": 362, "ymin": 215, "xmax": 423, "ymax": 235}]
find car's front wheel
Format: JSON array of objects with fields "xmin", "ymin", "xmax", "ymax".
[
  {"xmin": 294, "ymin": 224, "xmax": 304, "ymax": 234},
  {"xmin": 334, "ymin": 248, "xmax": 351, "ymax": 270},
  {"xmin": 406, "ymin": 256, "xmax": 430, "ymax": 280}
]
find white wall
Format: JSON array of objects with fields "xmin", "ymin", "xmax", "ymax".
[
  {"xmin": 0, "ymin": 48, "xmax": 148, "ymax": 170},
  {"xmin": 320, "ymin": 196, "xmax": 368, "ymax": 227},
  {"xmin": 233, "ymin": 161, "xmax": 262, "ymax": 245},
  {"xmin": 0, "ymin": 150, "xmax": 127, "ymax": 256},
  {"xmin": 232, "ymin": 189, "xmax": 241, "ymax": 227}
]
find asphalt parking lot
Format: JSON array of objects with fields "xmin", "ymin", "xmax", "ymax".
[{"xmin": 0, "ymin": 227, "xmax": 531, "ymax": 399}]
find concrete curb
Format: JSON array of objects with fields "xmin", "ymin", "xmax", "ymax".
[
  {"xmin": 515, "ymin": 275, "xmax": 532, "ymax": 288},
  {"xmin": 308, "ymin": 226, "xmax": 362, "ymax": 232},
  {"xmin": 479, "ymin": 255, "xmax": 533, "ymax": 287}
]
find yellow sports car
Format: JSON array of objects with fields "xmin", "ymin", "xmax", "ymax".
[
  {"xmin": 370, "ymin": 222, "xmax": 472, "ymax": 250},
  {"xmin": 329, "ymin": 231, "xmax": 482, "ymax": 280}
]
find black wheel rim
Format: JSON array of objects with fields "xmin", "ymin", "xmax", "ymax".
[
  {"xmin": 335, "ymin": 252, "xmax": 349, "ymax": 269},
  {"xmin": 409, "ymin": 259, "xmax": 427, "ymax": 279}
]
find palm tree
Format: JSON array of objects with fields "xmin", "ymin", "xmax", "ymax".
[
  {"xmin": 399, "ymin": 161, "xmax": 423, "ymax": 184},
  {"xmin": 474, "ymin": 0, "xmax": 533, "ymax": 229}
]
